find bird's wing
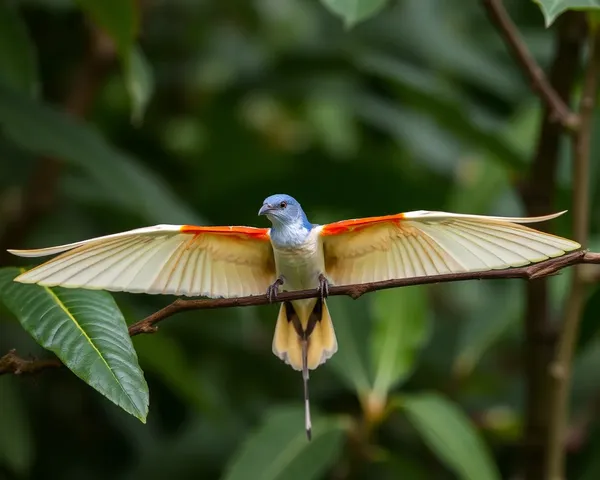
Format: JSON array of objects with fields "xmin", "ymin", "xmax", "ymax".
[
  {"xmin": 319, "ymin": 210, "xmax": 581, "ymax": 286},
  {"xmin": 8, "ymin": 224, "xmax": 276, "ymax": 298}
]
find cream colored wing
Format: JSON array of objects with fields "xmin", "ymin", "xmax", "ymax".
[
  {"xmin": 9, "ymin": 224, "xmax": 276, "ymax": 298},
  {"xmin": 320, "ymin": 210, "xmax": 581, "ymax": 286}
]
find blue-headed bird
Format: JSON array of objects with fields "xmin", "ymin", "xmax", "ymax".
[{"xmin": 8, "ymin": 194, "xmax": 581, "ymax": 438}]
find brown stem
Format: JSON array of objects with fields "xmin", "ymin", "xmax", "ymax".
[
  {"xmin": 0, "ymin": 26, "xmax": 116, "ymax": 265},
  {"xmin": 547, "ymin": 29, "xmax": 600, "ymax": 480},
  {"xmin": 518, "ymin": 13, "xmax": 587, "ymax": 479},
  {"xmin": 2, "ymin": 251, "xmax": 600, "ymax": 375},
  {"xmin": 481, "ymin": 0, "xmax": 580, "ymax": 130}
]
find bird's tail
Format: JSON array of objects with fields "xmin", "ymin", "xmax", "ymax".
[
  {"xmin": 272, "ymin": 298, "xmax": 338, "ymax": 372},
  {"xmin": 272, "ymin": 298, "xmax": 338, "ymax": 439}
]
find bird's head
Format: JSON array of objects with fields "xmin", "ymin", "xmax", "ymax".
[{"xmin": 258, "ymin": 194, "xmax": 311, "ymax": 229}]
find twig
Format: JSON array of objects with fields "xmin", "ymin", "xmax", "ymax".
[
  {"xmin": 2, "ymin": 251, "xmax": 600, "ymax": 375},
  {"xmin": 0, "ymin": 349, "xmax": 62, "ymax": 374},
  {"xmin": 547, "ymin": 29, "xmax": 600, "ymax": 480},
  {"xmin": 481, "ymin": 0, "xmax": 580, "ymax": 130},
  {"xmin": 516, "ymin": 12, "xmax": 587, "ymax": 479}
]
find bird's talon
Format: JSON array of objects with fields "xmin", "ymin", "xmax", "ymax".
[
  {"xmin": 317, "ymin": 274, "xmax": 330, "ymax": 301},
  {"xmin": 267, "ymin": 277, "xmax": 284, "ymax": 303}
]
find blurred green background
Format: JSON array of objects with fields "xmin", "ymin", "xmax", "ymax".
[{"xmin": 1, "ymin": 0, "xmax": 599, "ymax": 479}]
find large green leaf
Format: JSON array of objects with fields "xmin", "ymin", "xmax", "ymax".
[
  {"xmin": 0, "ymin": 379, "xmax": 33, "ymax": 476},
  {"xmin": 320, "ymin": 0, "xmax": 389, "ymax": 27},
  {"xmin": 369, "ymin": 287, "xmax": 430, "ymax": 401},
  {"xmin": 398, "ymin": 393, "xmax": 501, "ymax": 480},
  {"xmin": 0, "ymin": 2, "xmax": 38, "ymax": 96},
  {"xmin": 533, "ymin": 0, "xmax": 600, "ymax": 26},
  {"xmin": 0, "ymin": 267, "xmax": 149, "ymax": 422},
  {"xmin": 0, "ymin": 84, "xmax": 197, "ymax": 225},
  {"xmin": 223, "ymin": 406, "xmax": 348, "ymax": 480}
]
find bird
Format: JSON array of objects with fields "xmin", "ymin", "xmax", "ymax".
[{"xmin": 8, "ymin": 194, "xmax": 581, "ymax": 439}]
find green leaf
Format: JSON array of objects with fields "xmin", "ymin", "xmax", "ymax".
[
  {"xmin": 0, "ymin": 267, "xmax": 149, "ymax": 422},
  {"xmin": 0, "ymin": 379, "xmax": 34, "ymax": 476},
  {"xmin": 223, "ymin": 406, "xmax": 348, "ymax": 480},
  {"xmin": 370, "ymin": 286, "xmax": 430, "ymax": 400},
  {"xmin": 398, "ymin": 393, "xmax": 501, "ymax": 480},
  {"xmin": 533, "ymin": 0, "xmax": 600, "ymax": 26},
  {"xmin": 320, "ymin": 0, "xmax": 389, "ymax": 28},
  {"xmin": 0, "ymin": 84, "xmax": 198, "ymax": 225},
  {"xmin": 124, "ymin": 45, "xmax": 154, "ymax": 125},
  {"xmin": 77, "ymin": 0, "xmax": 137, "ymax": 59},
  {"xmin": 0, "ymin": 2, "xmax": 38, "ymax": 95},
  {"xmin": 327, "ymin": 297, "xmax": 373, "ymax": 396}
]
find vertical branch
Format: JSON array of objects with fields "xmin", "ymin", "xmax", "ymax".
[
  {"xmin": 518, "ymin": 13, "xmax": 586, "ymax": 480},
  {"xmin": 547, "ymin": 28, "xmax": 600, "ymax": 480}
]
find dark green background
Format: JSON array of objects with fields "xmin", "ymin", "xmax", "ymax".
[{"xmin": 1, "ymin": 0, "xmax": 599, "ymax": 479}]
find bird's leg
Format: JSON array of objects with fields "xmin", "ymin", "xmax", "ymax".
[
  {"xmin": 317, "ymin": 274, "xmax": 330, "ymax": 302},
  {"xmin": 266, "ymin": 276, "xmax": 285, "ymax": 303}
]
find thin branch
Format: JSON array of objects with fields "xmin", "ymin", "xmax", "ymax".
[
  {"xmin": 2, "ymin": 251, "xmax": 600, "ymax": 375},
  {"xmin": 515, "ymin": 12, "xmax": 587, "ymax": 480},
  {"xmin": 481, "ymin": 0, "xmax": 580, "ymax": 130},
  {"xmin": 0, "ymin": 349, "xmax": 62, "ymax": 374},
  {"xmin": 547, "ymin": 29, "xmax": 600, "ymax": 480}
]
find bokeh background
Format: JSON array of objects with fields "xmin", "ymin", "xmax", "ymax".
[{"xmin": 1, "ymin": 0, "xmax": 599, "ymax": 479}]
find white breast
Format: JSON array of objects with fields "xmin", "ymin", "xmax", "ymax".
[{"xmin": 272, "ymin": 228, "xmax": 325, "ymax": 291}]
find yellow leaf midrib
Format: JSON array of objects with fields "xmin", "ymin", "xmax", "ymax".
[{"xmin": 43, "ymin": 286, "xmax": 140, "ymax": 416}]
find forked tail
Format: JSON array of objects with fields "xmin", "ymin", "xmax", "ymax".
[{"xmin": 272, "ymin": 298, "xmax": 338, "ymax": 439}]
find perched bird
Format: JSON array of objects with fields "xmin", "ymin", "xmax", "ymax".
[{"xmin": 8, "ymin": 194, "xmax": 581, "ymax": 438}]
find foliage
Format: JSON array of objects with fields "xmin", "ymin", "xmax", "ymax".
[{"xmin": 0, "ymin": 0, "xmax": 599, "ymax": 479}]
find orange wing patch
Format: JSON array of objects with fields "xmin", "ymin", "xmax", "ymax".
[
  {"xmin": 319, "ymin": 213, "xmax": 405, "ymax": 236},
  {"xmin": 180, "ymin": 225, "xmax": 271, "ymax": 241}
]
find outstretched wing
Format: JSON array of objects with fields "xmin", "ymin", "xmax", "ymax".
[
  {"xmin": 320, "ymin": 210, "xmax": 581, "ymax": 286},
  {"xmin": 9, "ymin": 224, "xmax": 276, "ymax": 298}
]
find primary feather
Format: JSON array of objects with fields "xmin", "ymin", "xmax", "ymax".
[
  {"xmin": 9, "ymin": 225, "xmax": 276, "ymax": 298},
  {"xmin": 320, "ymin": 210, "xmax": 581, "ymax": 285}
]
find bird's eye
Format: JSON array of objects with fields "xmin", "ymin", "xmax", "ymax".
[{"xmin": 280, "ymin": 201, "xmax": 287, "ymax": 208}]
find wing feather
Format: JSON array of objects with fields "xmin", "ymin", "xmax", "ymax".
[
  {"xmin": 321, "ymin": 210, "xmax": 581, "ymax": 286},
  {"xmin": 9, "ymin": 225, "xmax": 275, "ymax": 298}
]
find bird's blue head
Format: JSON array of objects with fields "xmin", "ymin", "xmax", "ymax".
[{"xmin": 258, "ymin": 194, "xmax": 312, "ymax": 231}]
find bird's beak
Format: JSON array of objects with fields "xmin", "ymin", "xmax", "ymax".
[{"xmin": 258, "ymin": 204, "xmax": 273, "ymax": 216}]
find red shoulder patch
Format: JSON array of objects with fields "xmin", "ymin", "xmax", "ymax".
[
  {"xmin": 180, "ymin": 225, "xmax": 270, "ymax": 241},
  {"xmin": 320, "ymin": 213, "xmax": 405, "ymax": 236}
]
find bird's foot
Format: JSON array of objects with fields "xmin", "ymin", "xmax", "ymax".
[
  {"xmin": 267, "ymin": 276, "xmax": 285, "ymax": 303},
  {"xmin": 317, "ymin": 274, "xmax": 330, "ymax": 302}
]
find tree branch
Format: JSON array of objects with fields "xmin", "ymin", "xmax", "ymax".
[
  {"xmin": 547, "ymin": 29, "xmax": 600, "ymax": 480},
  {"xmin": 481, "ymin": 0, "xmax": 580, "ymax": 130},
  {"xmin": 515, "ymin": 12, "xmax": 586, "ymax": 479},
  {"xmin": 2, "ymin": 251, "xmax": 600, "ymax": 375}
]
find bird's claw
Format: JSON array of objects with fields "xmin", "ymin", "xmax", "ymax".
[
  {"xmin": 267, "ymin": 277, "xmax": 284, "ymax": 303},
  {"xmin": 317, "ymin": 274, "xmax": 330, "ymax": 302}
]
